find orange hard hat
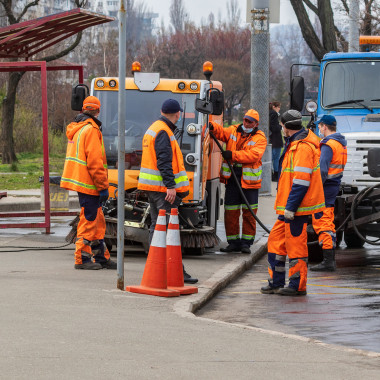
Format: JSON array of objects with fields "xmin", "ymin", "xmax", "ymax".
[
  {"xmin": 82, "ymin": 96, "xmax": 101, "ymax": 111},
  {"xmin": 244, "ymin": 109, "xmax": 259, "ymax": 122}
]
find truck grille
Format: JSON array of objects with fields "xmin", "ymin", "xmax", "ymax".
[{"xmin": 342, "ymin": 136, "xmax": 380, "ymax": 187}]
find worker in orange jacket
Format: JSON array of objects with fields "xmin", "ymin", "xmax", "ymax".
[
  {"xmin": 138, "ymin": 98, "xmax": 197, "ymax": 284},
  {"xmin": 209, "ymin": 109, "xmax": 267, "ymax": 254},
  {"xmin": 261, "ymin": 110, "xmax": 325, "ymax": 296},
  {"xmin": 311, "ymin": 115, "xmax": 347, "ymax": 271},
  {"xmin": 61, "ymin": 96, "xmax": 116, "ymax": 270}
]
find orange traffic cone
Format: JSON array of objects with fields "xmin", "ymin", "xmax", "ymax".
[
  {"xmin": 126, "ymin": 209, "xmax": 180, "ymax": 297},
  {"xmin": 167, "ymin": 208, "xmax": 198, "ymax": 295}
]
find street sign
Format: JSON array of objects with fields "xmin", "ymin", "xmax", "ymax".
[{"xmin": 246, "ymin": 0, "xmax": 280, "ymax": 24}]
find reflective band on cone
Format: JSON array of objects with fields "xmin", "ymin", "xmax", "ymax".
[
  {"xmin": 167, "ymin": 208, "xmax": 198, "ymax": 295},
  {"xmin": 126, "ymin": 209, "xmax": 180, "ymax": 297}
]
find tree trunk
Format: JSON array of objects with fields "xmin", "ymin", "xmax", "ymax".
[
  {"xmin": 318, "ymin": 0, "xmax": 338, "ymax": 52},
  {"xmin": 290, "ymin": 0, "xmax": 327, "ymax": 62},
  {"xmin": 1, "ymin": 71, "xmax": 25, "ymax": 164},
  {"xmin": 226, "ymin": 106, "xmax": 233, "ymax": 125}
]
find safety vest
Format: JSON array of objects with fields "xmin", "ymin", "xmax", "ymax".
[
  {"xmin": 323, "ymin": 139, "xmax": 347, "ymax": 180},
  {"xmin": 61, "ymin": 118, "xmax": 108, "ymax": 195},
  {"xmin": 211, "ymin": 122, "xmax": 267, "ymax": 189},
  {"xmin": 275, "ymin": 130, "xmax": 325, "ymax": 216},
  {"xmin": 138, "ymin": 120, "xmax": 190, "ymax": 193}
]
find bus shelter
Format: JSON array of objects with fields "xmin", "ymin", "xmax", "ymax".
[{"xmin": 0, "ymin": 8, "xmax": 114, "ymax": 233}]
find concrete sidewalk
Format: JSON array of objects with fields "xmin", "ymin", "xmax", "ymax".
[{"xmin": 1, "ymin": 188, "xmax": 379, "ymax": 379}]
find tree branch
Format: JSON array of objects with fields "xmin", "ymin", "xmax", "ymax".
[
  {"xmin": 39, "ymin": 31, "xmax": 83, "ymax": 62},
  {"xmin": 16, "ymin": 0, "xmax": 40, "ymax": 23},
  {"xmin": 303, "ymin": 0, "xmax": 318, "ymax": 14},
  {"xmin": 340, "ymin": 0, "xmax": 349, "ymax": 14}
]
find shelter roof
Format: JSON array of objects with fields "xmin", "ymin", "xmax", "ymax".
[{"xmin": 0, "ymin": 8, "xmax": 114, "ymax": 59}]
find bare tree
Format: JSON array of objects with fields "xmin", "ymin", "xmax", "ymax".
[
  {"xmin": 169, "ymin": 0, "xmax": 188, "ymax": 33},
  {"xmin": 227, "ymin": 0, "xmax": 241, "ymax": 26},
  {"xmin": 0, "ymin": 0, "xmax": 85, "ymax": 163},
  {"xmin": 290, "ymin": 0, "xmax": 380, "ymax": 62}
]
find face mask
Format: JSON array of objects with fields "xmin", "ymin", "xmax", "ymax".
[
  {"xmin": 319, "ymin": 128, "xmax": 324, "ymax": 138},
  {"xmin": 242, "ymin": 125, "xmax": 253, "ymax": 133},
  {"xmin": 177, "ymin": 115, "xmax": 182, "ymax": 123}
]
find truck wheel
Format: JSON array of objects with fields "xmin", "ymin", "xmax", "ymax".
[{"xmin": 344, "ymin": 230, "xmax": 365, "ymax": 248}]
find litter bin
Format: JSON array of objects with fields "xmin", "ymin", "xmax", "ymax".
[{"xmin": 39, "ymin": 176, "xmax": 69, "ymax": 211}]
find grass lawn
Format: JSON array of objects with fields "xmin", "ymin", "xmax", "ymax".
[{"xmin": 0, "ymin": 152, "xmax": 65, "ymax": 190}]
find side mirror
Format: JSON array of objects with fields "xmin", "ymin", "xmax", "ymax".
[
  {"xmin": 195, "ymin": 98, "xmax": 213, "ymax": 115},
  {"xmin": 290, "ymin": 76, "xmax": 305, "ymax": 112},
  {"xmin": 71, "ymin": 84, "xmax": 89, "ymax": 111},
  {"xmin": 209, "ymin": 89, "xmax": 224, "ymax": 115},
  {"xmin": 368, "ymin": 148, "xmax": 380, "ymax": 177}
]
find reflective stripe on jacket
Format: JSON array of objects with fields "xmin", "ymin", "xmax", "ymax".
[
  {"xmin": 210, "ymin": 121, "xmax": 267, "ymax": 189},
  {"xmin": 275, "ymin": 129, "xmax": 325, "ymax": 216},
  {"xmin": 61, "ymin": 116, "xmax": 108, "ymax": 195},
  {"xmin": 138, "ymin": 120, "xmax": 190, "ymax": 193},
  {"xmin": 323, "ymin": 139, "xmax": 347, "ymax": 180}
]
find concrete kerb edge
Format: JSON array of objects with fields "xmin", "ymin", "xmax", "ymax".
[{"xmin": 174, "ymin": 237, "xmax": 268, "ymax": 317}]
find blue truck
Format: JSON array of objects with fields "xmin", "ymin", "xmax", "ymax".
[{"xmin": 290, "ymin": 50, "xmax": 380, "ymax": 258}]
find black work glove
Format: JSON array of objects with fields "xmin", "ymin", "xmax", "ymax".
[
  {"xmin": 222, "ymin": 150, "xmax": 233, "ymax": 160},
  {"xmin": 99, "ymin": 189, "xmax": 109, "ymax": 203},
  {"xmin": 208, "ymin": 122, "xmax": 214, "ymax": 131}
]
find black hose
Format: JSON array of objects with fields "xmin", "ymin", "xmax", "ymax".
[
  {"xmin": 209, "ymin": 130, "xmax": 271, "ymax": 234},
  {"xmin": 350, "ymin": 183, "xmax": 380, "ymax": 245}
]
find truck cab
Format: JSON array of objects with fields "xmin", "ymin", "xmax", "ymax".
[{"xmin": 290, "ymin": 50, "xmax": 380, "ymax": 251}]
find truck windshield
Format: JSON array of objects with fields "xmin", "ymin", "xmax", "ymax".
[
  {"xmin": 93, "ymin": 90, "xmax": 199, "ymax": 169},
  {"xmin": 322, "ymin": 60, "xmax": 380, "ymax": 110}
]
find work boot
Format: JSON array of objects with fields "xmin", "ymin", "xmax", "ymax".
[
  {"xmin": 278, "ymin": 287, "xmax": 307, "ymax": 296},
  {"xmin": 310, "ymin": 249, "xmax": 336, "ymax": 272},
  {"xmin": 241, "ymin": 246, "xmax": 251, "ymax": 254},
  {"xmin": 260, "ymin": 285, "xmax": 283, "ymax": 294},
  {"xmin": 74, "ymin": 261, "xmax": 102, "ymax": 270},
  {"xmin": 183, "ymin": 267, "xmax": 198, "ymax": 284},
  {"xmin": 220, "ymin": 244, "xmax": 241, "ymax": 253},
  {"xmin": 100, "ymin": 259, "xmax": 117, "ymax": 269}
]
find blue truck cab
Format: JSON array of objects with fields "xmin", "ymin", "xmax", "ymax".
[{"xmin": 290, "ymin": 51, "xmax": 380, "ymax": 252}]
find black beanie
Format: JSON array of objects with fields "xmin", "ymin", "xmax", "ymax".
[{"xmin": 281, "ymin": 110, "xmax": 303, "ymax": 130}]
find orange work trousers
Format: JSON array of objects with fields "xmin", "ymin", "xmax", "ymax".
[
  {"xmin": 75, "ymin": 192, "xmax": 110, "ymax": 265},
  {"xmin": 266, "ymin": 215, "xmax": 309, "ymax": 292},
  {"xmin": 312, "ymin": 207, "xmax": 336, "ymax": 250}
]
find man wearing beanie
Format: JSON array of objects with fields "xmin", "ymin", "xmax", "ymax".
[
  {"xmin": 261, "ymin": 110, "xmax": 325, "ymax": 296},
  {"xmin": 138, "ymin": 98, "xmax": 198, "ymax": 284},
  {"xmin": 209, "ymin": 109, "xmax": 267, "ymax": 254}
]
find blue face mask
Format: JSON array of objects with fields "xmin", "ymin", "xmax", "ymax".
[
  {"xmin": 318, "ymin": 129, "xmax": 324, "ymax": 138},
  {"xmin": 178, "ymin": 114, "xmax": 182, "ymax": 123},
  {"xmin": 242, "ymin": 125, "xmax": 253, "ymax": 133}
]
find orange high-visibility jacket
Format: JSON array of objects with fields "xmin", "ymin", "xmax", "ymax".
[
  {"xmin": 138, "ymin": 120, "xmax": 190, "ymax": 193},
  {"xmin": 275, "ymin": 129, "xmax": 325, "ymax": 215},
  {"xmin": 61, "ymin": 117, "xmax": 108, "ymax": 195},
  {"xmin": 323, "ymin": 139, "xmax": 347, "ymax": 180},
  {"xmin": 210, "ymin": 121, "xmax": 267, "ymax": 189}
]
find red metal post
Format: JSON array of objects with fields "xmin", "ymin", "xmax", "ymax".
[{"xmin": 41, "ymin": 61, "xmax": 51, "ymax": 234}]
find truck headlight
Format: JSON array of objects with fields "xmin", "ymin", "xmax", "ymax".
[
  {"xmin": 306, "ymin": 100, "xmax": 317, "ymax": 113},
  {"xmin": 187, "ymin": 123, "xmax": 197, "ymax": 135}
]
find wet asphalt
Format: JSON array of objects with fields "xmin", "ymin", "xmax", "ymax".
[{"xmin": 197, "ymin": 244, "xmax": 380, "ymax": 353}]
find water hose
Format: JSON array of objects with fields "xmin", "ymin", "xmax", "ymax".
[{"xmin": 209, "ymin": 130, "xmax": 271, "ymax": 234}]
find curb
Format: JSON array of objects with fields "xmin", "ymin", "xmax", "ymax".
[{"xmin": 174, "ymin": 237, "xmax": 267, "ymax": 317}]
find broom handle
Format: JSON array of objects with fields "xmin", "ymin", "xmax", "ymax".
[{"xmin": 209, "ymin": 130, "xmax": 271, "ymax": 234}]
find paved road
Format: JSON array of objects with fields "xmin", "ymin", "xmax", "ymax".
[{"xmin": 198, "ymin": 244, "xmax": 380, "ymax": 353}]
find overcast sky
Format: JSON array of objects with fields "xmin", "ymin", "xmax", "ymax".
[{"xmin": 142, "ymin": 0, "xmax": 296, "ymax": 27}]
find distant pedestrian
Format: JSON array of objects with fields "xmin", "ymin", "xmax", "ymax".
[
  {"xmin": 269, "ymin": 101, "xmax": 282, "ymax": 181},
  {"xmin": 61, "ymin": 96, "xmax": 117, "ymax": 270},
  {"xmin": 261, "ymin": 110, "xmax": 325, "ymax": 296},
  {"xmin": 311, "ymin": 115, "xmax": 347, "ymax": 272},
  {"xmin": 209, "ymin": 109, "xmax": 267, "ymax": 254}
]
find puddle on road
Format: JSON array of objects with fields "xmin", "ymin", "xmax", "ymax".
[{"xmin": 197, "ymin": 248, "xmax": 380, "ymax": 353}]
